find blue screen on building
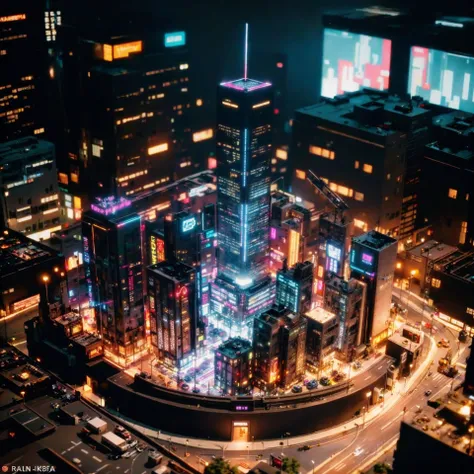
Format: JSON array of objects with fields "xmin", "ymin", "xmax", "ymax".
[
  {"xmin": 321, "ymin": 28, "xmax": 392, "ymax": 99},
  {"xmin": 408, "ymin": 46, "xmax": 474, "ymax": 113},
  {"xmin": 164, "ymin": 31, "xmax": 186, "ymax": 48}
]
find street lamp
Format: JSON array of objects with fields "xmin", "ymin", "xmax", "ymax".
[
  {"xmin": 311, "ymin": 460, "xmax": 315, "ymax": 474},
  {"xmin": 42, "ymin": 275, "xmax": 50, "ymax": 304}
]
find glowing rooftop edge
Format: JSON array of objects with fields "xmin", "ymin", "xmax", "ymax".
[{"xmin": 220, "ymin": 78, "xmax": 272, "ymax": 92}]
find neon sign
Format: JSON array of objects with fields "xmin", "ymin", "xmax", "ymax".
[
  {"xmin": 362, "ymin": 253, "xmax": 374, "ymax": 265},
  {"xmin": 182, "ymin": 217, "xmax": 196, "ymax": 233},
  {"xmin": 164, "ymin": 31, "xmax": 186, "ymax": 48}
]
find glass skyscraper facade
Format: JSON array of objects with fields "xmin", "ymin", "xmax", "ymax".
[{"xmin": 211, "ymin": 77, "xmax": 275, "ymax": 333}]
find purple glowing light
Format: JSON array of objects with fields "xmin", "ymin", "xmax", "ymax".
[
  {"xmin": 362, "ymin": 252, "xmax": 374, "ymax": 265},
  {"xmin": 270, "ymin": 227, "xmax": 277, "ymax": 240},
  {"xmin": 91, "ymin": 196, "xmax": 131, "ymax": 216}
]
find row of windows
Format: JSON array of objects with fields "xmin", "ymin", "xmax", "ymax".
[
  {"xmin": 448, "ymin": 188, "xmax": 469, "ymax": 200},
  {"xmin": 309, "ymin": 145, "xmax": 335, "ymax": 160},
  {"xmin": 354, "ymin": 161, "xmax": 373, "ymax": 174}
]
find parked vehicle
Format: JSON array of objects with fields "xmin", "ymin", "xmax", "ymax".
[{"xmin": 291, "ymin": 385, "xmax": 303, "ymax": 393}]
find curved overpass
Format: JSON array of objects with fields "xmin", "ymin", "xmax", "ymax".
[{"xmin": 106, "ymin": 356, "xmax": 392, "ymax": 441}]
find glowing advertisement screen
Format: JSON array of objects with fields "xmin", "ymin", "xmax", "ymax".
[
  {"xmin": 350, "ymin": 248, "xmax": 376, "ymax": 277},
  {"xmin": 321, "ymin": 28, "xmax": 391, "ymax": 98},
  {"xmin": 408, "ymin": 46, "xmax": 474, "ymax": 113},
  {"xmin": 326, "ymin": 242, "xmax": 342, "ymax": 274}
]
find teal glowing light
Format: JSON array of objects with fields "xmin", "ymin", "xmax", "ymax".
[{"xmin": 164, "ymin": 31, "xmax": 186, "ymax": 48}]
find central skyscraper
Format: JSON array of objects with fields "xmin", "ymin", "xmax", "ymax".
[{"xmin": 211, "ymin": 25, "xmax": 275, "ymax": 337}]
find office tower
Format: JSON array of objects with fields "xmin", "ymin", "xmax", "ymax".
[
  {"xmin": 350, "ymin": 230, "xmax": 397, "ymax": 345},
  {"xmin": 211, "ymin": 26, "xmax": 275, "ymax": 335},
  {"xmin": 314, "ymin": 210, "xmax": 354, "ymax": 300},
  {"xmin": 428, "ymin": 252, "xmax": 474, "ymax": 336},
  {"xmin": 269, "ymin": 190, "xmax": 315, "ymax": 274},
  {"xmin": 292, "ymin": 91, "xmax": 435, "ymax": 239},
  {"xmin": 147, "ymin": 261, "xmax": 196, "ymax": 369},
  {"xmin": 0, "ymin": 229, "xmax": 66, "ymax": 322},
  {"xmin": 163, "ymin": 211, "xmax": 200, "ymax": 265},
  {"xmin": 214, "ymin": 337, "xmax": 253, "ymax": 395},
  {"xmin": 253, "ymin": 306, "xmax": 307, "ymax": 392},
  {"xmin": 419, "ymin": 112, "xmax": 474, "ymax": 247},
  {"xmin": 82, "ymin": 198, "xmax": 145, "ymax": 367},
  {"xmin": 304, "ymin": 306, "xmax": 338, "ymax": 370},
  {"xmin": 57, "ymin": 19, "xmax": 208, "ymax": 205},
  {"xmin": 0, "ymin": 137, "xmax": 61, "ymax": 241},
  {"xmin": 276, "ymin": 261, "xmax": 313, "ymax": 314},
  {"xmin": 323, "ymin": 275, "xmax": 366, "ymax": 361},
  {"xmin": 0, "ymin": 4, "xmax": 47, "ymax": 142}
]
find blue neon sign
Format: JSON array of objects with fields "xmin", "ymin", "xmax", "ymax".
[
  {"xmin": 182, "ymin": 217, "xmax": 196, "ymax": 233},
  {"xmin": 164, "ymin": 31, "xmax": 186, "ymax": 48}
]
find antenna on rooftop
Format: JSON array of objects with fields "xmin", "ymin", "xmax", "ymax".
[{"xmin": 244, "ymin": 23, "xmax": 249, "ymax": 80}]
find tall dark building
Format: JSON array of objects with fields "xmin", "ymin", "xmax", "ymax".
[
  {"xmin": 419, "ymin": 111, "xmax": 474, "ymax": 248},
  {"xmin": 0, "ymin": 4, "xmax": 47, "ymax": 142},
  {"xmin": 464, "ymin": 342, "xmax": 474, "ymax": 397},
  {"xmin": 82, "ymin": 198, "xmax": 146, "ymax": 367},
  {"xmin": 147, "ymin": 261, "xmax": 196, "ymax": 369},
  {"xmin": 292, "ymin": 92, "xmax": 408, "ymax": 238},
  {"xmin": 211, "ymin": 30, "xmax": 275, "ymax": 335},
  {"xmin": 57, "ymin": 19, "xmax": 210, "ymax": 207},
  {"xmin": 350, "ymin": 230, "xmax": 397, "ymax": 346},
  {"xmin": 253, "ymin": 307, "xmax": 307, "ymax": 392},
  {"xmin": 276, "ymin": 261, "xmax": 313, "ymax": 314},
  {"xmin": 214, "ymin": 337, "xmax": 253, "ymax": 395}
]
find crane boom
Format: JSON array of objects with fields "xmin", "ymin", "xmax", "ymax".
[{"xmin": 306, "ymin": 169, "xmax": 349, "ymax": 212}]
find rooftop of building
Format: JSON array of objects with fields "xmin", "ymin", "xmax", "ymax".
[
  {"xmin": 427, "ymin": 112, "xmax": 474, "ymax": 162},
  {"xmin": 0, "ymin": 137, "xmax": 54, "ymax": 164},
  {"xmin": 436, "ymin": 252, "xmax": 474, "ymax": 284},
  {"xmin": 249, "ymin": 461, "xmax": 280, "ymax": 474},
  {"xmin": 0, "ymin": 229, "xmax": 60, "ymax": 277},
  {"xmin": 52, "ymin": 311, "xmax": 82, "ymax": 327},
  {"xmin": 352, "ymin": 230, "xmax": 397, "ymax": 250},
  {"xmin": 217, "ymin": 337, "xmax": 252, "ymax": 359},
  {"xmin": 0, "ymin": 356, "xmax": 49, "ymax": 389},
  {"xmin": 407, "ymin": 240, "xmax": 458, "ymax": 262},
  {"xmin": 388, "ymin": 331, "xmax": 423, "ymax": 353},
  {"xmin": 325, "ymin": 275, "xmax": 363, "ymax": 294},
  {"xmin": 148, "ymin": 260, "xmax": 195, "ymax": 281},
  {"xmin": 404, "ymin": 387, "xmax": 474, "ymax": 458},
  {"xmin": 295, "ymin": 91, "xmax": 431, "ymax": 138},
  {"xmin": 305, "ymin": 306, "xmax": 336, "ymax": 325},
  {"xmin": 323, "ymin": 6, "xmax": 405, "ymax": 22},
  {"xmin": 220, "ymin": 78, "xmax": 272, "ymax": 92},
  {"xmin": 72, "ymin": 332, "xmax": 102, "ymax": 347},
  {"xmin": 10, "ymin": 405, "xmax": 55, "ymax": 437}
]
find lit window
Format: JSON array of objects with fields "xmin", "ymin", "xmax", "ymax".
[
  {"xmin": 448, "ymin": 188, "xmax": 458, "ymax": 199},
  {"xmin": 196, "ymin": 99, "xmax": 203, "ymax": 107},
  {"xmin": 296, "ymin": 169, "xmax": 306, "ymax": 180},
  {"xmin": 363, "ymin": 164, "xmax": 373, "ymax": 174},
  {"xmin": 309, "ymin": 145, "xmax": 334, "ymax": 160},
  {"xmin": 59, "ymin": 173, "xmax": 68, "ymax": 185},
  {"xmin": 34, "ymin": 128, "xmax": 45, "ymax": 135},
  {"xmin": 317, "ymin": 265, "xmax": 324, "ymax": 278},
  {"xmin": 384, "ymin": 196, "xmax": 389, "ymax": 201},
  {"xmin": 460, "ymin": 221, "xmax": 468, "ymax": 244},
  {"xmin": 355, "ymin": 192, "xmax": 364, "ymax": 202},
  {"xmin": 70, "ymin": 172, "xmax": 79, "ymax": 183},
  {"xmin": 354, "ymin": 161, "xmax": 360, "ymax": 169},
  {"xmin": 386, "ymin": 173, "xmax": 391, "ymax": 180},
  {"xmin": 208, "ymin": 157, "xmax": 217, "ymax": 169},
  {"xmin": 337, "ymin": 185, "xmax": 350, "ymax": 197},
  {"xmin": 354, "ymin": 219, "xmax": 368, "ymax": 231},
  {"xmin": 193, "ymin": 128, "xmax": 213, "ymax": 143},
  {"xmin": 148, "ymin": 143, "xmax": 168, "ymax": 155},
  {"xmin": 466, "ymin": 193, "xmax": 470, "ymax": 201},
  {"xmin": 276, "ymin": 149, "xmax": 287, "ymax": 160},
  {"xmin": 467, "ymin": 307, "xmax": 474, "ymax": 316},
  {"xmin": 73, "ymin": 196, "xmax": 81, "ymax": 210},
  {"xmin": 431, "ymin": 278, "xmax": 441, "ymax": 288}
]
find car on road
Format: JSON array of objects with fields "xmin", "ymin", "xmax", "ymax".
[
  {"xmin": 115, "ymin": 426, "xmax": 132, "ymax": 441},
  {"xmin": 183, "ymin": 375, "xmax": 192, "ymax": 383},
  {"xmin": 307, "ymin": 380, "xmax": 318, "ymax": 390},
  {"xmin": 437, "ymin": 339, "xmax": 449, "ymax": 348},
  {"xmin": 128, "ymin": 440, "xmax": 138, "ymax": 449},
  {"xmin": 122, "ymin": 451, "xmax": 134, "ymax": 459},
  {"xmin": 192, "ymin": 387, "xmax": 201, "ymax": 394},
  {"xmin": 291, "ymin": 385, "xmax": 303, "ymax": 393},
  {"xmin": 425, "ymin": 390, "xmax": 432, "ymax": 397},
  {"xmin": 353, "ymin": 447, "xmax": 364, "ymax": 457},
  {"xmin": 297, "ymin": 445, "xmax": 312, "ymax": 451},
  {"xmin": 352, "ymin": 361, "xmax": 362, "ymax": 370},
  {"xmin": 181, "ymin": 383, "xmax": 190, "ymax": 391},
  {"xmin": 108, "ymin": 453, "xmax": 121, "ymax": 460},
  {"xmin": 72, "ymin": 458, "xmax": 81, "ymax": 465},
  {"xmin": 320, "ymin": 377, "xmax": 331, "ymax": 386}
]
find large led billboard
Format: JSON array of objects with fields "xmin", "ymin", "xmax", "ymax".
[
  {"xmin": 321, "ymin": 28, "xmax": 391, "ymax": 98},
  {"xmin": 408, "ymin": 46, "xmax": 474, "ymax": 113}
]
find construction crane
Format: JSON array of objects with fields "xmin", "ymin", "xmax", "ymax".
[{"xmin": 306, "ymin": 169, "xmax": 349, "ymax": 221}]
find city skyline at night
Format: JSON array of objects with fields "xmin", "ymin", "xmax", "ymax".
[{"xmin": 1, "ymin": 3, "xmax": 474, "ymax": 474}]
